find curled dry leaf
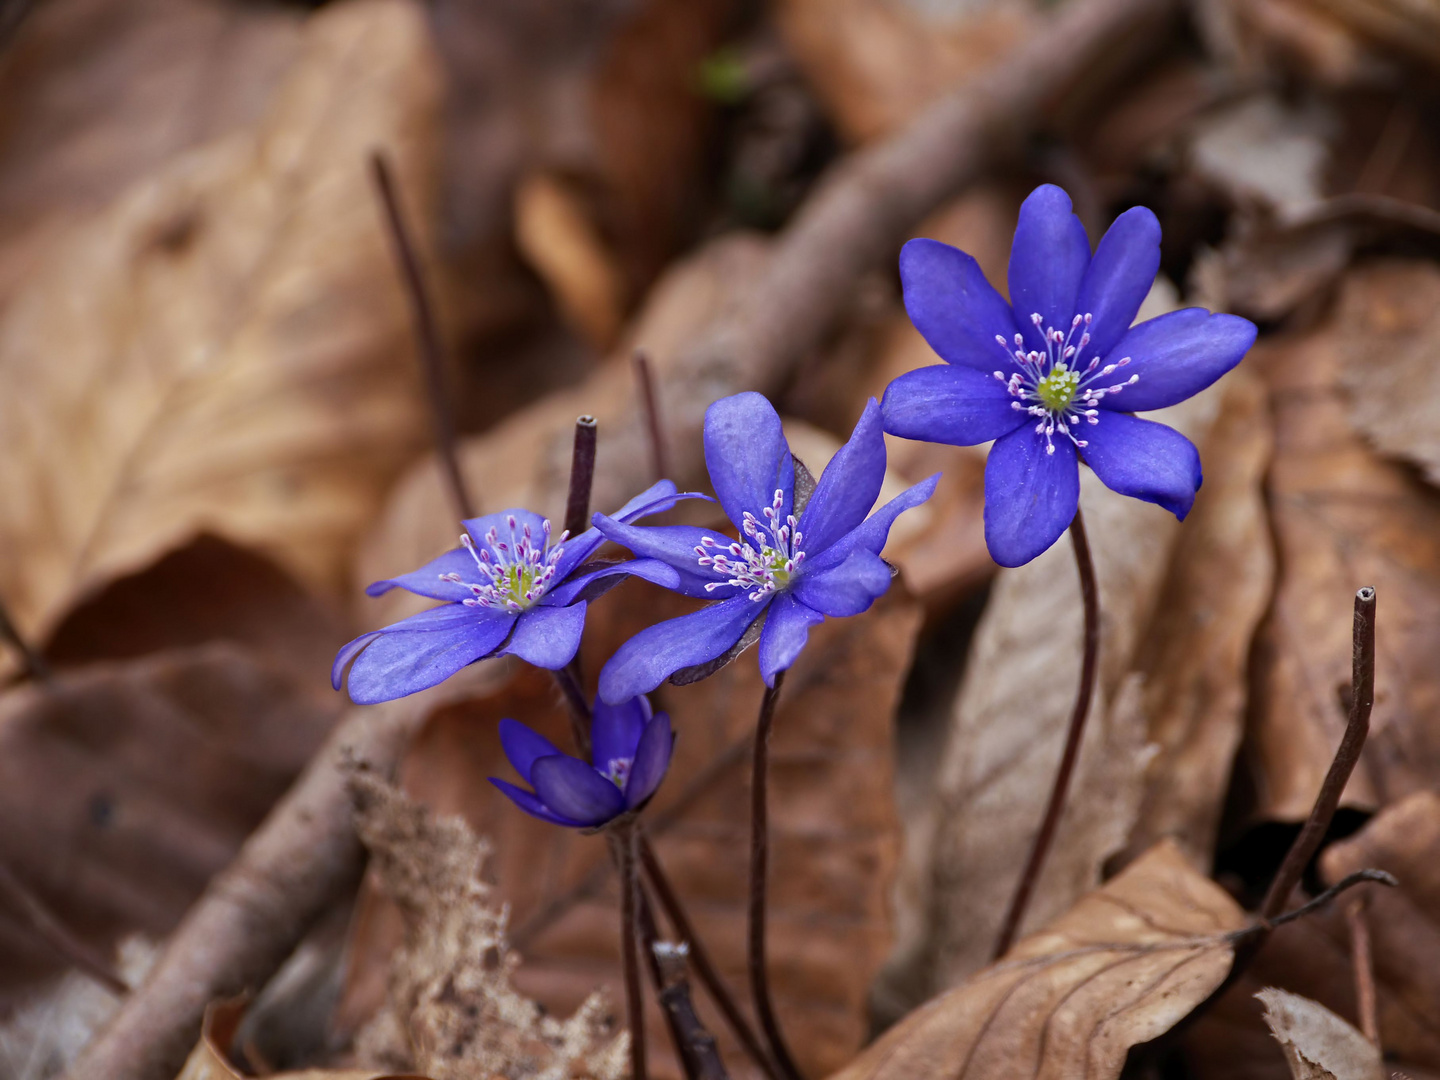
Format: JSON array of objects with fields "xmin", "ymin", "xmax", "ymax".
[
  {"xmin": 917, "ymin": 378, "xmax": 1232, "ymax": 991},
  {"xmin": 348, "ymin": 772, "xmax": 626, "ymax": 1080},
  {"xmin": 0, "ymin": 644, "xmax": 335, "ymax": 1010},
  {"xmin": 340, "ymin": 583, "xmax": 920, "ymax": 1080},
  {"xmin": 0, "ymin": 0, "xmax": 442, "ymax": 651},
  {"xmin": 1258, "ymin": 988, "xmax": 1383, "ymax": 1080},
  {"xmin": 826, "ymin": 840, "xmax": 1246, "ymax": 1080}
]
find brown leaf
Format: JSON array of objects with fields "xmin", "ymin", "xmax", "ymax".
[
  {"xmin": 826, "ymin": 840, "xmax": 1246, "ymax": 1080},
  {"xmin": 340, "ymin": 583, "xmax": 921, "ymax": 1080},
  {"xmin": 0, "ymin": 645, "xmax": 337, "ymax": 1010},
  {"xmin": 1258, "ymin": 988, "xmax": 1383, "ymax": 1080},
  {"xmin": 0, "ymin": 0, "xmax": 442, "ymax": 651}
]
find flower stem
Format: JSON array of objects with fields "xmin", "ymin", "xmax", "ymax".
[
  {"xmin": 615, "ymin": 821, "xmax": 648, "ymax": 1080},
  {"xmin": 565, "ymin": 415, "xmax": 599, "ymax": 540},
  {"xmin": 748, "ymin": 672, "xmax": 803, "ymax": 1080},
  {"xmin": 632, "ymin": 350, "xmax": 669, "ymax": 484},
  {"xmin": 991, "ymin": 507, "xmax": 1100, "ymax": 960}
]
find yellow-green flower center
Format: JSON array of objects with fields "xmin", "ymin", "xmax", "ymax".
[{"xmin": 1035, "ymin": 363, "xmax": 1081, "ymax": 412}]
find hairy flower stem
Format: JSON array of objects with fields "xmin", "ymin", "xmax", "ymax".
[
  {"xmin": 748, "ymin": 673, "xmax": 804, "ymax": 1080},
  {"xmin": 613, "ymin": 821, "xmax": 648, "ymax": 1080},
  {"xmin": 369, "ymin": 151, "xmax": 475, "ymax": 522},
  {"xmin": 565, "ymin": 415, "xmax": 599, "ymax": 540},
  {"xmin": 992, "ymin": 508, "xmax": 1099, "ymax": 960}
]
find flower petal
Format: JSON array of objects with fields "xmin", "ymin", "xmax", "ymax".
[
  {"xmin": 625, "ymin": 713, "xmax": 674, "ymax": 809},
  {"xmin": 881, "ymin": 364, "xmax": 1028, "ymax": 446},
  {"xmin": 757, "ymin": 594, "xmax": 825, "ymax": 686},
  {"xmin": 333, "ymin": 630, "xmax": 383, "ymax": 690},
  {"xmin": 364, "ymin": 548, "xmax": 481, "ymax": 601},
  {"xmin": 1075, "ymin": 205, "xmax": 1161, "ymax": 361},
  {"xmin": 803, "ymin": 475, "xmax": 938, "ymax": 574},
  {"xmin": 899, "ymin": 238, "xmax": 1020, "ymax": 372},
  {"xmin": 593, "ymin": 696, "xmax": 650, "ymax": 773},
  {"xmin": 798, "ymin": 398, "xmax": 887, "ymax": 555},
  {"xmin": 705, "ymin": 393, "xmax": 794, "ymax": 526},
  {"xmin": 543, "ymin": 557, "xmax": 684, "ymax": 606},
  {"xmin": 1099, "ymin": 309, "xmax": 1257, "ymax": 412},
  {"xmin": 499, "ymin": 718, "xmax": 566, "ymax": 785},
  {"xmin": 984, "ymin": 425, "xmax": 1079, "ymax": 568},
  {"xmin": 598, "ymin": 595, "xmax": 762, "ymax": 703},
  {"xmin": 1008, "ymin": 185, "xmax": 1090, "ymax": 353},
  {"xmin": 344, "ymin": 607, "xmax": 516, "ymax": 704},
  {"xmin": 589, "ymin": 516, "xmax": 741, "ymax": 599},
  {"xmin": 531, "ymin": 755, "xmax": 626, "ymax": 826},
  {"xmin": 497, "ymin": 603, "xmax": 586, "ymax": 670},
  {"xmin": 1081, "ymin": 412, "xmax": 1202, "ymax": 519},
  {"xmin": 489, "ymin": 778, "xmax": 584, "ymax": 827},
  {"xmin": 552, "ymin": 482, "xmax": 711, "ymax": 581},
  {"xmin": 792, "ymin": 549, "xmax": 893, "ymax": 617}
]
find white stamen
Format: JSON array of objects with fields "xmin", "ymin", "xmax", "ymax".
[{"xmin": 693, "ymin": 488, "xmax": 806, "ymax": 602}]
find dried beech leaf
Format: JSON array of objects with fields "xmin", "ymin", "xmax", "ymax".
[
  {"xmin": 918, "ymin": 379, "xmax": 1232, "ymax": 990},
  {"xmin": 1258, "ymin": 988, "xmax": 1383, "ymax": 1080},
  {"xmin": 0, "ymin": 0, "xmax": 442, "ymax": 648},
  {"xmin": 0, "ymin": 645, "xmax": 336, "ymax": 1010},
  {"xmin": 826, "ymin": 840, "xmax": 1246, "ymax": 1080},
  {"xmin": 340, "ymin": 585, "xmax": 920, "ymax": 1079}
]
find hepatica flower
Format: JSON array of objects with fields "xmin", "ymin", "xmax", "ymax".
[
  {"xmin": 593, "ymin": 392, "xmax": 936, "ymax": 702},
  {"xmin": 882, "ymin": 184, "xmax": 1256, "ymax": 568},
  {"xmin": 491, "ymin": 696, "xmax": 673, "ymax": 828},
  {"xmin": 333, "ymin": 481, "xmax": 695, "ymax": 704}
]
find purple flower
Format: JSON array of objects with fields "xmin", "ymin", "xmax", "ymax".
[
  {"xmin": 490, "ymin": 696, "xmax": 673, "ymax": 827},
  {"xmin": 592, "ymin": 392, "xmax": 936, "ymax": 702},
  {"xmin": 333, "ymin": 481, "xmax": 698, "ymax": 704},
  {"xmin": 881, "ymin": 184, "xmax": 1257, "ymax": 568}
]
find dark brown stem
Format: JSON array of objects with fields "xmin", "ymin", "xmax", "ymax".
[
  {"xmin": 1260, "ymin": 586, "xmax": 1377, "ymax": 921},
  {"xmin": 1346, "ymin": 896, "xmax": 1380, "ymax": 1046},
  {"xmin": 635, "ymin": 883, "xmax": 699, "ymax": 1080},
  {"xmin": 0, "ymin": 861, "xmax": 127, "ymax": 994},
  {"xmin": 640, "ymin": 835, "xmax": 780, "ymax": 1080},
  {"xmin": 0, "ymin": 591, "xmax": 51, "ymax": 685},
  {"xmin": 551, "ymin": 665, "xmax": 593, "ymax": 756},
  {"xmin": 369, "ymin": 151, "xmax": 474, "ymax": 523},
  {"xmin": 653, "ymin": 942, "xmax": 730, "ymax": 1080},
  {"xmin": 615, "ymin": 823, "xmax": 647, "ymax": 1080},
  {"xmin": 565, "ymin": 415, "xmax": 599, "ymax": 540},
  {"xmin": 632, "ymin": 351, "xmax": 670, "ymax": 484},
  {"xmin": 748, "ymin": 673, "xmax": 803, "ymax": 1080},
  {"xmin": 992, "ymin": 508, "xmax": 1100, "ymax": 959}
]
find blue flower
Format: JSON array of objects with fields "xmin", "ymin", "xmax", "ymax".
[
  {"xmin": 333, "ymin": 481, "xmax": 698, "ymax": 704},
  {"xmin": 881, "ymin": 184, "xmax": 1257, "ymax": 568},
  {"xmin": 592, "ymin": 392, "xmax": 936, "ymax": 702},
  {"xmin": 490, "ymin": 696, "xmax": 673, "ymax": 828}
]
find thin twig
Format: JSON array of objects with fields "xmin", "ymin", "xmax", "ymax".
[
  {"xmin": 369, "ymin": 150, "xmax": 475, "ymax": 523},
  {"xmin": 632, "ymin": 351, "xmax": 670, "ymax": 484},
  {"xmin": 565, "ymin": 415, "xmax": 599, "ymax": 540},
  {"xmin": 1346, "ymin": 896, "xmax": 1381, "ymax": 1046},
  {"xmin": 0, "ymin": 590, "xmax": 51, "ymax": 684},
  {"xmin": 551, "ymin": 664, "xmax": 593, "ymax": 756},
  {"xmin": 1260, "ymin": 587, "xmax": 1377, "ymax": 920},
  {"xmin": 615, "ymin": 823, "xmax": 648, "ymax": 1080},
  {"xmin": 635, "ymin": 881, "xmax": 701, "ymax": 1080},
  {"xmin": 0, "ymin": 861, "xmax": 127, "ymax": 995},
  {"xmin": 992, "ymin": 508, "xmax": 1100, "ymax": 959},
  {"xmin": 748, "ymin": 673, "xmax": 803, "ymax": 1080},
  {"xmin": 1235, "ymin": 870, "xmax": 1396, "ymax": 936},
  {"xmin": 653, "ymin": 942, "xmax": 730, "ymax": 1080}
]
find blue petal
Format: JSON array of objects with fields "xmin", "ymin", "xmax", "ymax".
[
  {"xmin": 551, "ymin": 483, "xmax": 711, "ymax": 582},
  {"xmin": 704, "ymin": 393, "xmax": 794, "ymax": 527},
  {"xmin": 984, "ymin": 426, "xmax": 1079, "ymax": 568},
  {"xmin": 598, "ymin": 595, "xmax": 763, "ymax": 703},
  {"xmin": 344, "ymin": 606, "xmax": 516, "ymax": 704},
  {"xmin": 592, "ymin": 696, "xmax": 650, "ymax": 773},
  {"xmin": 625, "ymin": 713, "xmax": 674, "ymax": 809},
  {"xmin": 543, "ymin": 557, "xmax": 683, "ymax": 606},
  {"xmin": 489, "ymin": 777, "xmax": 584, "ymax": 827},
  {"xmin": 758, "ymin": 594, "xmax": 825, "ymax": 686},
  {"xmin": 899, "ymin": 238, "xmax": 1020, "ymax": 372},
  {"xmin": 1080, "ymin": 412, "xmax": 1202, "ymax": 519},
  {"xmin": 802, "ymin": 475, "xmax": 938, "ymax": 575},
  {"xmin": 1075, "ymin": 205, "xmax": 1161, "ymax": 362},
  {"xmin": 792, "ymin": 549, "xmax": 893, "ymax": 617},
  {"xmin": 531, "ymin": 755, "xmax": 627, "ymax": 826},
  {"xmin": 499, "ymin": 717, "xmax": 566, "ymax": 785},
  {"xmin": 590, "ymin": 515, "xmax": 741, "ymax": 599},
  {"xmin": 881, "ymin": 364, "xmax": 1028, "ymax": 446},
  {"xmin": 1008, "ymin": 185, "xmax": 1090, "ymax": 353},
  {"xmin": 497, "ymin": 603, "xmax": 586, "ymax": 670},
  {"xmin": 797, "ymin": 398, "xmax": 887, "ymax": 556},
  {"xmin": 1097, "ymin": 309, "xmax": 1257, "ymax": 412},
  {"xmin": 364, "ymin": 548, "xmax": 481, "ymax": 601},
  {"xmin": 333, "ymin": 630, "xmax": 383, "ymax": 690}
]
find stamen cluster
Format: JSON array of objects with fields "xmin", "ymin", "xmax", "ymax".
[
  {"xmin": 694, "ymin": 488, "xmax": 806, "ymax": 602},
  {"xmin": 440, "ymin": 515, "xmax": 569, "ymax": 612},
  {"xmin": 992, "ymin": 312, "xmax": 1139, "ymax": 455}
]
